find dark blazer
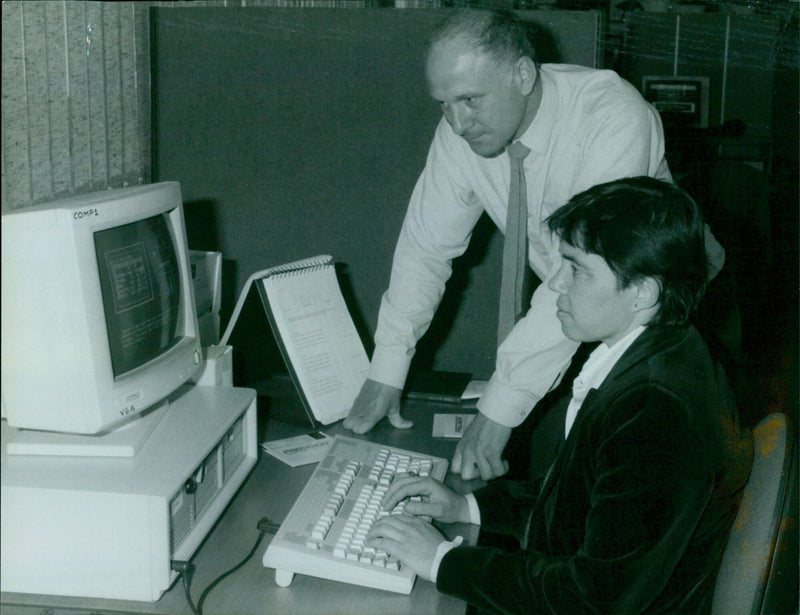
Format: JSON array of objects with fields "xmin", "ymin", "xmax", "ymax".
[{"xmin": 437, "ymin": 325, "xmax": 753, "ymax": 614}]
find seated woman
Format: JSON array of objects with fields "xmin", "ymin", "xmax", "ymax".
[{"xmin": 366, "ymin": 176, "xmax": 753, "ymax": 614}]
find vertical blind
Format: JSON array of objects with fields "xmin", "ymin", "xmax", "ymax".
[
  {"xmin": 1, "ymin": 1, "xmax": 151, "ymax": 211},
  {"xmin": 1, "ymin": 0, "xmax": 380, "ymax": 213}
]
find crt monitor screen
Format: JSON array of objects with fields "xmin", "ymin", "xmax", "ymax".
[
  {"xmin": 1, "ymin": 182, "xmax": 201, "ymax": 436},
  {"xmin": 95, "ymin": 214, "xmax": 182, "ymax": 377}
]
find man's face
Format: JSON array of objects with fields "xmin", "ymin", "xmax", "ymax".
[
  {"xmin": 426, "ymin": 37, "xmax": 532, "ymax": 158},
  {"xmin": 548, "ymin": 241, "xmax": 641, "ymax": 346}
]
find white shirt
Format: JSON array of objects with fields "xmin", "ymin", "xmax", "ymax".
[
  {"xmin": 370, "ymin": 64, "xmax": 676, "ymax": 428},
  {"xmin": 564, "ymin": 326, "xmax": 646, "ymax": 438}
]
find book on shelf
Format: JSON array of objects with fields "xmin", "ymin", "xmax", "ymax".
[{"xmin": 221, "ymin": 255, "xmax": 369, "ymax": 426}]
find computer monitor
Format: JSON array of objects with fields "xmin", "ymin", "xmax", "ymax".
[
  {"xmin": 642, "ymin": 75, "xmax": 710, "ymax": 128},
  {"xmin": 1, "ymin": 182, "xmax": 202, "ymax": 452}
]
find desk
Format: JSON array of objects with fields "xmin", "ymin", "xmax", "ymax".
[{"xmin": 1, "ymin": 378, "xmax": 479, "ymax": 615}]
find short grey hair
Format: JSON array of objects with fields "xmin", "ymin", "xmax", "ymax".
[{"xmin": 427, "ymin": 8, "xmax": 538, "ymax": 69}]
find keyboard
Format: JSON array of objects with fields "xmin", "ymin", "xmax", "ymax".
[{"xmin": 262, "ymin": 434, "xmax": 448, "ymax": 593}]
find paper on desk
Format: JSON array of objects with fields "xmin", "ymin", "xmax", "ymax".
[
  {"xmin": 432, "ymin": 413, "xmax": 477, "ymax": 439},
  {"xmin": 260, "ymin": 431, "xmax": 333, "ymax": 467}
]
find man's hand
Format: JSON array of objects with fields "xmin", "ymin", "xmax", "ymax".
[
  {"xmin": 366, "ymin": 515, "xmax": 444, "ymax": 581},
  {"xmin": 382, "ymin": 475, "xmax": 471, "ymax": 524},
  {"xmin": 451, "ymin": 413, "xmax": 511, "ymax": 480},
  {"xmin": 343, "ymin": 379, "xmax": 411, "ymax": 434}
]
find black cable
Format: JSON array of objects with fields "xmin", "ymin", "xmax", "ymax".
[
  {"xmin": 171, "ymin": 560, "xmax": 199, "ymax": 615},
  {"xmin": 195, "ymin": 517, "xmax": 279, "ymax": 615}
]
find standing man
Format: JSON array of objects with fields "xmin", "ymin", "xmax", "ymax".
[{"xmin": 343, "ymin": 8, "xmax": 723, "ymax": 479}]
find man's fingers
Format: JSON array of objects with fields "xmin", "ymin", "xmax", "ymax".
[
  {"xmin": 343, "ymin": 412, "xmax": 380, "ymax": 434},
  {"xmin": 460, "ymin": 465, "xmax": 478, "ymax": 480},
  {"xmin": 343, "ymin": 380, "xmax": 402, "ymax": 434},
  {"xmin": 493, "ymin": 458, "xmax": 510, "ymax": 478},
  {"xmin": 451, "ymin": 445, "xmax": 464, "ymax": 474},
  {"xmin": 387, "ymin": 409, "xmax": 413, "ymax": 430},
  {"xmin": 475, "ymin": 450, "xmax": 494, "ymax": 481},
  {"xmin": 457, "ymin": 449, "xmax": 480, "ymax": 480},
  {"xmin": 474, "ymin": 447, "xmax": 510, "ymax": 480},
  {"xmin": 453, "ymin": 435, "xmax": 478, "ymax": 478},
  {"xmin": 450, "ymin": 414, "xmax": 512, "ymax": 479},
  {"xmin": 343, "ymin": 407, "xmax": 410, "ymax": 434}
]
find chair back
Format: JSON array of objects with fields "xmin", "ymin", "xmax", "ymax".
[{"xmin": 711, "ymin": 412, "xmax": 793, "ymax": 615}]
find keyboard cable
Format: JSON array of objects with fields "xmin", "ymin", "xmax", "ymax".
[{"xmin": 172, "ymin": 516, "xmax": 280, "ymax": 615}]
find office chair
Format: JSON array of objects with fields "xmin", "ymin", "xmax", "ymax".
[{"xmin": 711, "ymin": 412, "xmax": 794, "ymax": 615}]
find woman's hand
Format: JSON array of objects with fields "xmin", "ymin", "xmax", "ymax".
[
  {"xmin": 366, "ymin": 515, "xmax": 445, "ymax": 581},
  {"xmin": 383, "ymin": 475, "xmax": 471, "ymax": 524}
]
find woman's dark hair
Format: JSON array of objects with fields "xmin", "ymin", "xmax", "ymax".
[{"xmin": 546, "ymin": 177, "xmax": 708, "ymax": 326}]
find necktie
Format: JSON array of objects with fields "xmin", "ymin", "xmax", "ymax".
[{"xmin": 498, "ymin": 141, "xmax": 531, "ymax": 346}]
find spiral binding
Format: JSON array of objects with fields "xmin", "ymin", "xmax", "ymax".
[
  {"xmin": 271, "ymin": 256, "xmax": 333, "ymax": 278},
  {"xmin": 220, "ymin": 255, "xmax": 334, "ymax": 345}
]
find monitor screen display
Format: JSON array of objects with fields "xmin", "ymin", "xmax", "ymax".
[{"xmin": 95, "ymin": 214, "xmax": 182, "ymax": 377}]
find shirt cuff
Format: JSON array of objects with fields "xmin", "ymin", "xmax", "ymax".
[
  {"xmin": 476, "ymin": 373, "xmax": 541, "ymax": 428},
  {"xmin": 430, "ymin": 535, "xmax": 463, "ymax": 582},
  {"xmin": 464, "ymin": 493, "xmax": 481, "ymax": 525},
  {"xmin": 368, "ymin": 345, "xmax": 414, "ymax": 390}
]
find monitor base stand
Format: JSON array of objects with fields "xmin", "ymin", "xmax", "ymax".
[{"xmin": 3, "ymin": 401, "xmax": 168, "ymax": 458}]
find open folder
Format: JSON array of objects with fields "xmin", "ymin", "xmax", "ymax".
[{"xmin": 221, "ymin": 255, "xmax": 369, "ymax": 426}]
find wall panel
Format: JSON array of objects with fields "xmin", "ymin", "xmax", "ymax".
[
  {"xmin": 621, "ymin": 12, "xmax": 781, "ymax": 137},
  {"xmin": 151, "ymin": 7, "xmax": 601, "ymax": 381}
]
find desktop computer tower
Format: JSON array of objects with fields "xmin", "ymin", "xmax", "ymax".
[{"xmin": 1, "ymin": 385, "xmax": 258, "ymax": 602}]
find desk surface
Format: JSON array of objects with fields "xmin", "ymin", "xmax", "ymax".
[{"xmin": 1, "ymin": 378, "xmax": 481, "ymax": 615}]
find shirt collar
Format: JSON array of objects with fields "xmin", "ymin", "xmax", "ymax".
[
  {"xmin": 579, "ymin": 326, "xmax": 648, "ymax": 393},
  {"xmin": 564, "ymin": 326, "xmax": 647, "ymax": 438},
  {"xmin": 517, "ymin": 66, "xmax": 556, "ymax": 157}
]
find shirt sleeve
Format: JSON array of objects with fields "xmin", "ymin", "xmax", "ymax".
[
  {"xmin": 369, "ymin": 120, "xmax": 484, "ymax": 388},
  {"xmin": 430, "ymin": 535, "xmax": 464, "ymax": 582},
  {"xmin": 478, "ymin": 279, "xmax": 580, "ymax": 427},
  {"xmin": 464, "ymin": 493, "xmax": 481, "ymax": 525}
]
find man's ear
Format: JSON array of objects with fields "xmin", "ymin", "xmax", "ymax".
[
  {"xmin": 514, "ymin": 57, "xmax": 537, "ymax": 96},
  {"xmin": 633, "ymin": 277, "xmax": 660, "ymax": 313}
]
